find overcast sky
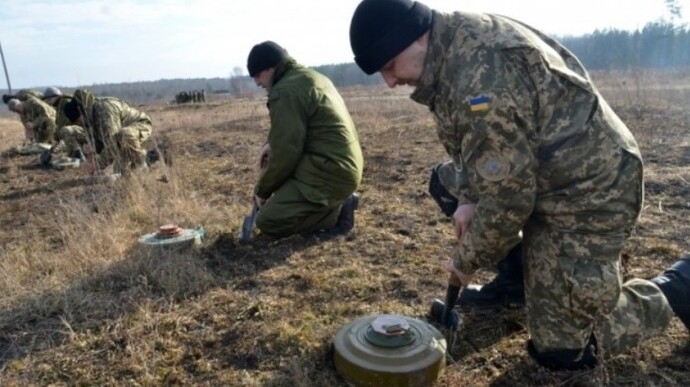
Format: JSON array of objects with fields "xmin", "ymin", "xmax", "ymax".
[{"xmin": 1, "ymin": 0, "xmax": 687, "ymax": 89}]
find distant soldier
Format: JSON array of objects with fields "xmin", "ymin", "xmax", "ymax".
[
  {"xmin": 3, "ymin": 89, "xmax": 44, "ymax": 104},
  {"xmin": 7, "ymin": 97, "xmax": 57, "ymax": 144},
  {"xmin": 42, "ymin": 87, "xmax": 74, "ymax": 129},
  {"xmin": 61, "ymin": 89, "xmax": 153, "ymax": 175},
  {"xmin": 200, "ymin": 90, "xmax": 206, "ymax": 103}
]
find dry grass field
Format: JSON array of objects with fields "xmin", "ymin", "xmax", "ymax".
[{"xmin": 1, "ymin": 70, "xmax": 690, "ymax": 386}]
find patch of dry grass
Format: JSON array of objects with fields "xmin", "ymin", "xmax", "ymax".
[{"xmin": 1, "ymin": 79, "xmax": 690, "ymax": 386}]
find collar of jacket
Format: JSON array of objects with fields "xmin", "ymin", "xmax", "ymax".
[
  {"xmin": 271, "ymin": 58, "xmax": 301, "ymax": 87},
  {"xmin": 410, "ymin": 11, "xmax": 463, "ymax": 108}
]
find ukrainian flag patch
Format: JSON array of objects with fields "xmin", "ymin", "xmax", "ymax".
[{"xmin": 469, "ymin": 95, "xmax": 490, "ymax": 112}]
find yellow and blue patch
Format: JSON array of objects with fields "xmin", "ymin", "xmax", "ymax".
[{"xmin": 469, "ymin": 95, "xmax": 490, "ymax": 112}]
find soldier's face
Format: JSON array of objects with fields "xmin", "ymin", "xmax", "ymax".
[
  {"xmin": 379, "ymin": 35, "xmax": 428, "ymax": 88},
  {"xmin": 253, "ymin": 68, "xmax": 276, "ymax": 92}
]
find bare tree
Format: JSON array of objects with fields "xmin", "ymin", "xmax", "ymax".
[{"xmin": 230, "ymin": 66, "xmax": 249, "ymax": 97}]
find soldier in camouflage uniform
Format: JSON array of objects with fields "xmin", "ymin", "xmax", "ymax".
[
  {"xmin": 2, "ymin": 89, "xmax": 44, "ymax": 104},
  {"xmin": 7, "ymin": 96, "xmax": 57, "ymax": 144},
  {"xmin": 42, "ymin": 87, "xmax": 75, "ymax": 131},
  {"xmin": 246, "ymin": 41, "xmax": 364, "ymax": 237},
  {"xmin": 350, "ymin": 0, "xmax": 690, "ymax": 371},
  {"xmin": 61, "ymin": 89, "xmax": 152, "ymax": 175}
]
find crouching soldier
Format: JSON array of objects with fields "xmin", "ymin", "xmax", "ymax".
[
  {"xmin": 7, "ymin": 97, "xmax": 57, "ymax": 145},
  {"xmin": 61, "ymin": 89, "xmax": 152, "ymax": 176}
]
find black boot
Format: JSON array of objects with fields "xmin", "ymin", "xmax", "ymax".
[
  {"xmin": 527, "ymin": 334, "xmax": 598, "ymax": 371},
  {"xmin": 330, "ymin": 193, "xmax": 360, "ymax": 234},
  {"xmin": 70, "ymin": 147, "xmax": 86, "ymax": 161},
  {"xmin": 457, "ymin": 243, "xmax": 525, "ymax": 308},
  {"xmin": 651, "ymin": 255, "xmax": 690, "ymax": 330}
]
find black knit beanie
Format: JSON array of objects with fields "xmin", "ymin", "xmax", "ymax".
[
  {"xmin": 349, "ymin": 0, "xmax": 432, "ymax": 75},
  {"xmin": 246, "ymin": 41, "xmax": 289, "ymax": 77}
]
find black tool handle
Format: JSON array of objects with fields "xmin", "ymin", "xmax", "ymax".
[{"xmin": 442, "ymin": 274, "xmax": 462, "ymax": 327}]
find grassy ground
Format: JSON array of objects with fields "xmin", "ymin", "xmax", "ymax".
[{"xmin": 1, "ymin": 73, "xmax": 690, "ymax": 386}]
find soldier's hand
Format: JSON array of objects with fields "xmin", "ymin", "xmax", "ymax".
[
  {"xmin": 254, "ymin": 195, "xmax": 267, "ymax": 209},
  {"xmin": 444, "ymin": 257, "xmax": 473, "ymax": 287},
  {"xmin": 24, "ymin": 127, "xmax": 34, "ymax": 141},
  {"xmin": 257, "ymin": 143, "xmax": 271, "ymax": 170},
  {"xmin": 452, "ymin": 203, "xmax": 477, "ymax": 240}
]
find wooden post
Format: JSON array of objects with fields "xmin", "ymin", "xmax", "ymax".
[{"xmin": 0, "ymin": 39, "xmax": 12, "ymax": 94}]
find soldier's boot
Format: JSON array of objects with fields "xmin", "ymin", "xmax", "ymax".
[
  {"xmin": 70, "ymin": 147, "xmax": 86, "ymax": 161},
  {"xmin": 330, "ymin": 193, "xmax": 360, "ymax": 234},
  {"xmin": 457, "ymin": 243, "xmax": 526, "ymax": 308},
  {"xmin": 527, "ymin": 334, "xmax": 597, "ymax": 371},
  {"xmin": 651, "ymin": 254, "xmax": 690, "ymax": 330}
]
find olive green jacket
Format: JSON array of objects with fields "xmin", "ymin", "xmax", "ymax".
[{"xmin": 255, "ymin": 59, "xmax": 363, "ymax": 204}]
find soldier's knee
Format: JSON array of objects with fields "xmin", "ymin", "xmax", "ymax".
[{"xmin": 429, "ymin": 163, "xmax": 458, "ymax": 217}]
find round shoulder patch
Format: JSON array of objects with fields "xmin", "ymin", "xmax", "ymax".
[{"xmin": 475, "ymin": 151, "xmax": 510, "ymax": 182}]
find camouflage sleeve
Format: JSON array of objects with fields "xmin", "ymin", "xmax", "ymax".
[
  {"xmin": 24, "ymin": 100, "xmax": 56, "ymax": 133},
  {"xmin": 254, "ymin": 89, "xmax": 308, "ymax": 199},
  {"xmin": 93, "ymin": 100, "xmax": 123, "ymax": 168},
  {"xmin": 20, "ymin": 99, "xmax": 36, "ymax": 126},
  {"xmin": 34, "ymin": 104, "xmax": 56, "ymax": 140},
  {"xmin": 450, "ymin": 155, "xmax": 478, "ymax": 205},
  {"xmin": 452, "ymin": 53, "xmax": 539, "ymax": 274}
]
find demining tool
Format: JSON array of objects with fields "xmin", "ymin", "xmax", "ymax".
[
  {"xmin": 239, "ymin": 201, "xmax": 259, "ymax": 243},
  {"xmin": 429, "ymin": 273, "xmax": 462, "ymax": 331}
]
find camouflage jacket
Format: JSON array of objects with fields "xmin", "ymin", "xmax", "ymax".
[
  {"xmin": 14, "ymin": 89, "xmax": 44, "ymax": 101},
  {"xmin": 72, "ymin": 89, "xmax": 152, "ymax": 166},
  {"xmin": 20, "ymin": 96, "xmax": 56, "ymax": 141},
  {"xmin": 255, "ymin": 59, "xmax": 364, "ymax": 203},
  {"xmin": 410, "ymin": 11, "xmax": 642, "ymax": 273}
]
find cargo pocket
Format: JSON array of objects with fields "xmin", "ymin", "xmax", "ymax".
[{"xmin": 558, "ymin": 232, "xmax": 623, "ymax": 318}]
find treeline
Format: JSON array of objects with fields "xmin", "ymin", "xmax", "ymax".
[
  {"xmin": 4, "ymin": 20, "xmax": 689, "ymax": 104},
  {"xmin": 561, "ymin": 21, "xmax": 690, "ymax": 70}
]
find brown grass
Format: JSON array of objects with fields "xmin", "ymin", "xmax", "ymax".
[{"xmin": 1, "ymin": 72, "xmax": 690, "ymax": 386}]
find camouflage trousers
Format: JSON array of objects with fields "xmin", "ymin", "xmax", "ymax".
[
  {"xmin": 524, "ymin": 151, "xmax": 673, "ymax": 357},
  {"xmin": 256, "ymin": 178, "xmax": 343, "ymax": 237},
  {"xmin": 58, "ymin": 125, "xmax": 87, "ymax": 154},
  {"xmin": 435, "ymin": 157, "xmax": 674, "ymax": 357},
  {"xmin": 523, "ymin": 224, "xmax": 673, "ymax": 357},
  {"xmin": 33, "ymin": 121, "xmax": 56, "ymax": 144},
  {"xmin": 59, "ymin": 122, "xmax": 152, "ymax": 170}
]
